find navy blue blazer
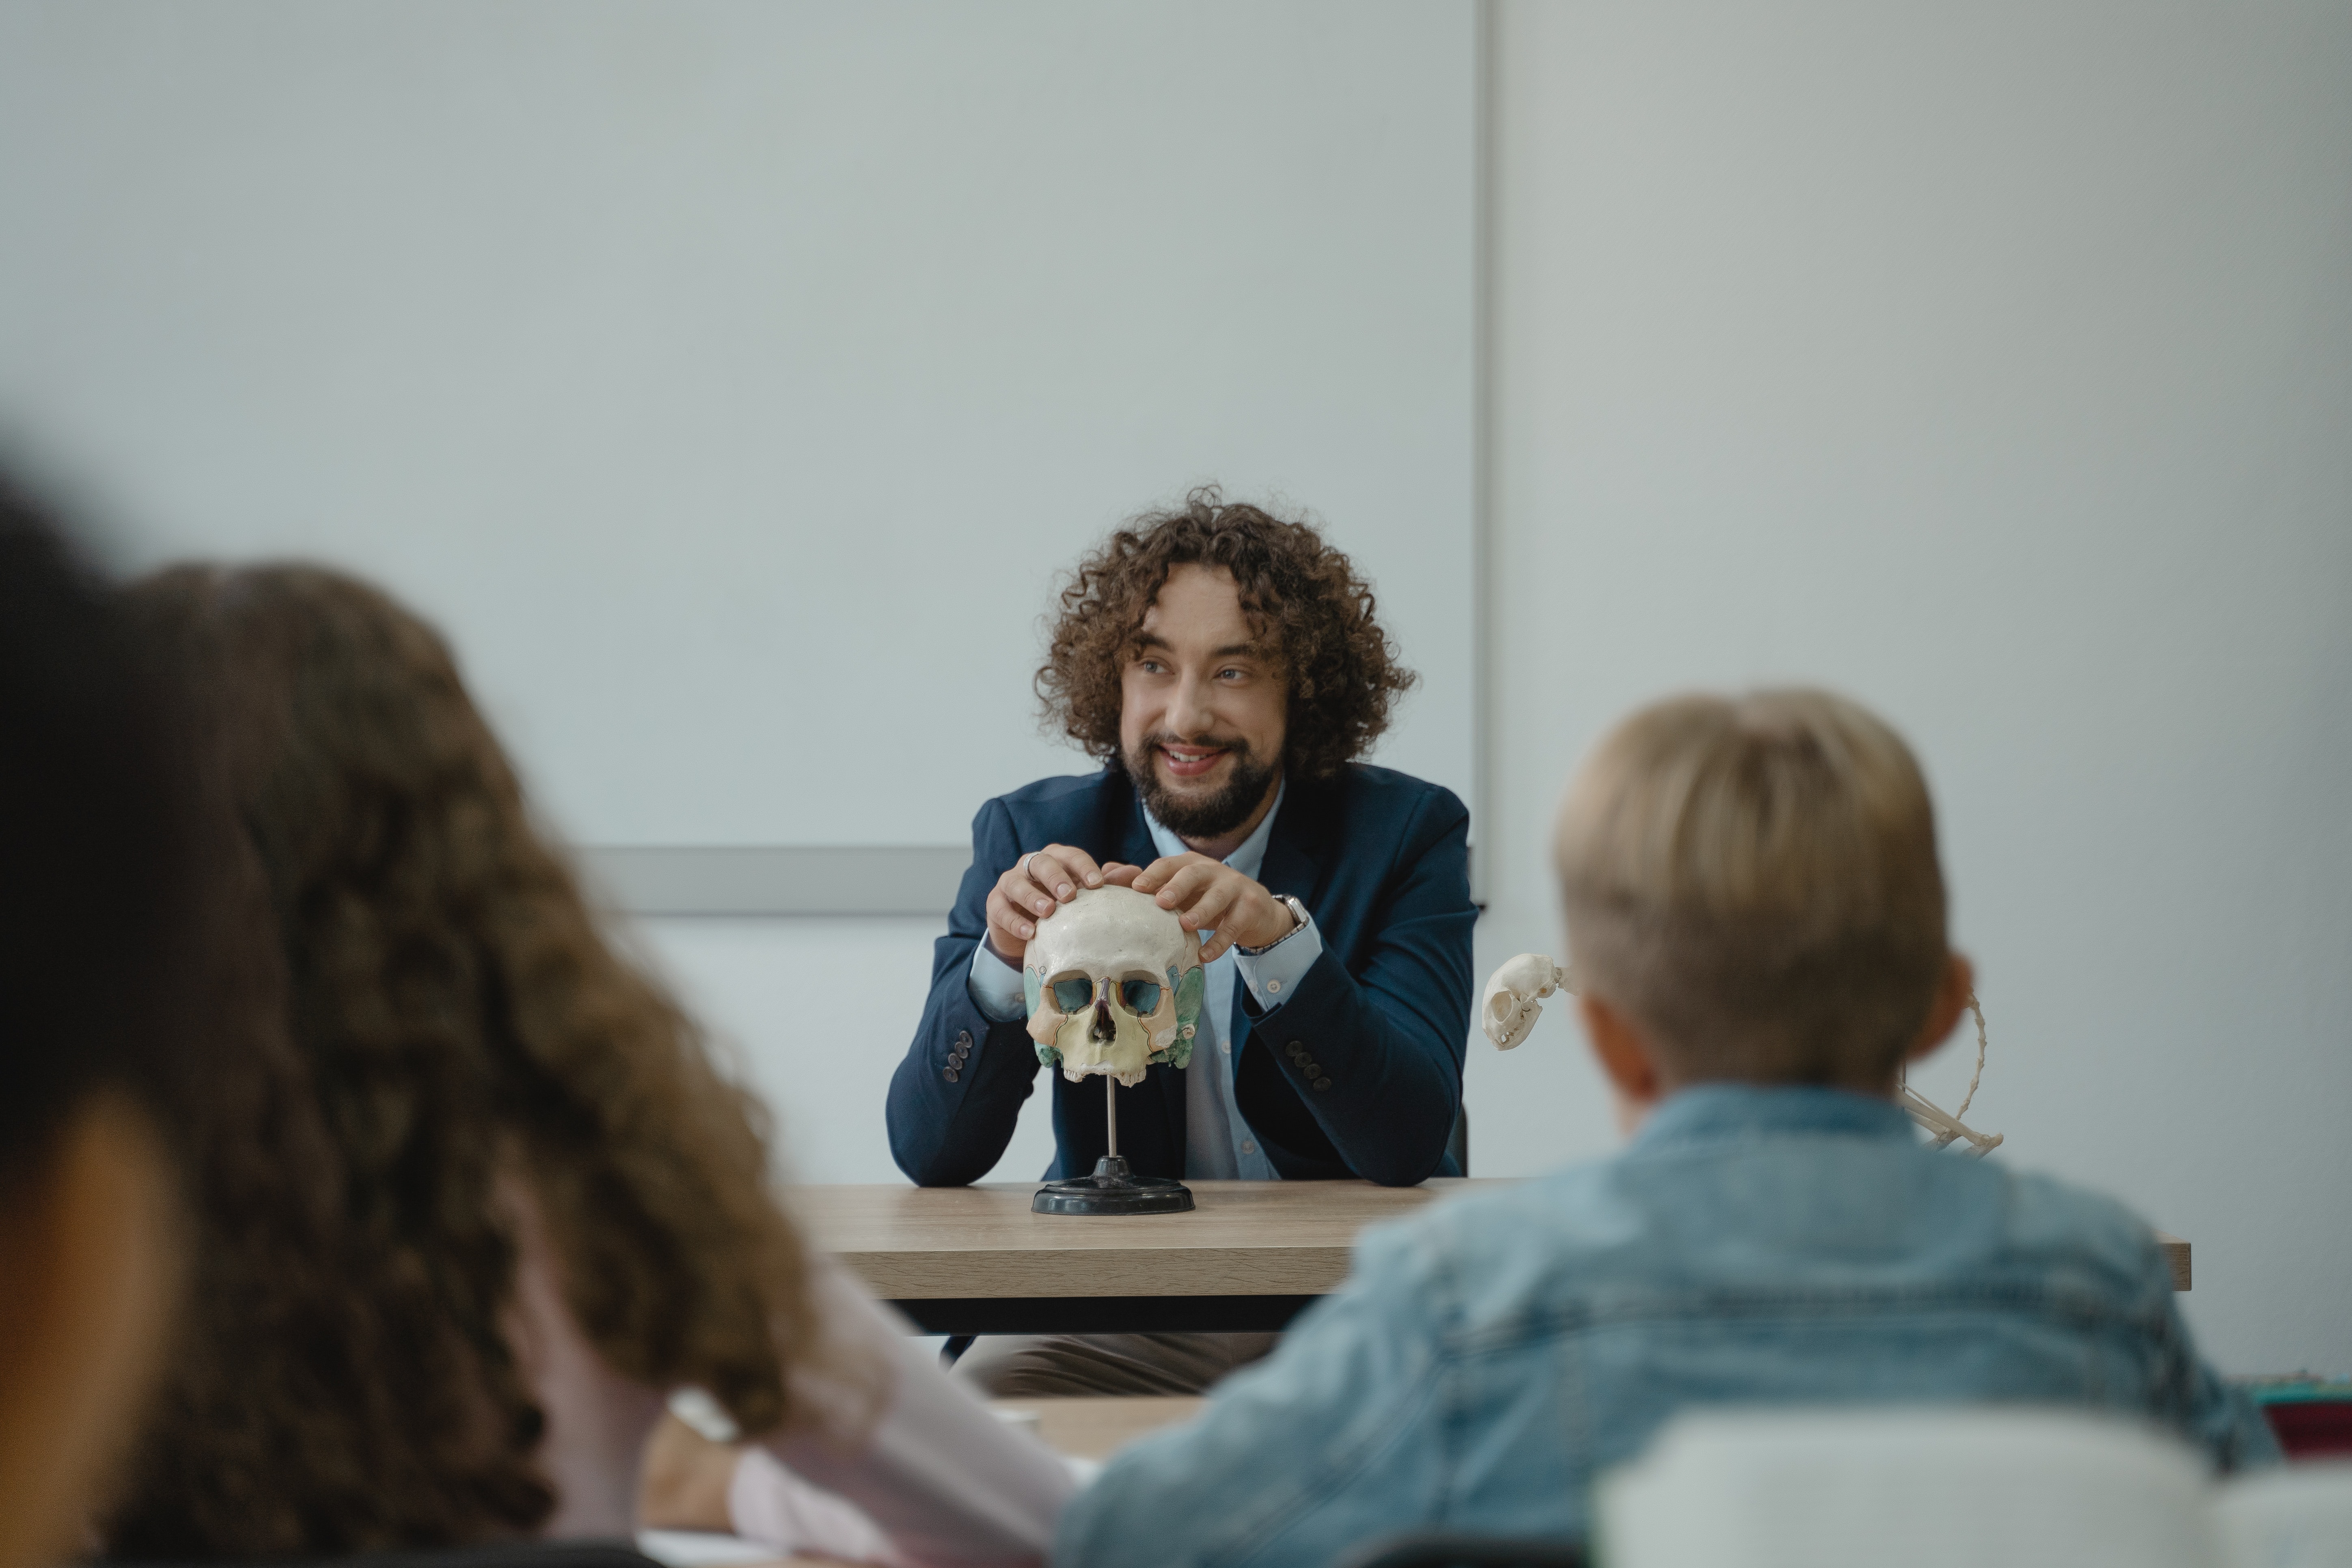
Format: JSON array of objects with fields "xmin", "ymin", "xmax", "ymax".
[{"xmin": 886, "ymin": 764, "xmax": 1475, "ymax": 1188}]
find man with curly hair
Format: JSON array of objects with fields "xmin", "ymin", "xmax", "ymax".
[{"xmin": 885, "ymin": 490, "xmax": 1476, "ymax": 1396}]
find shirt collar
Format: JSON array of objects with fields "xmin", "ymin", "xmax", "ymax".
[
  {"xmin": 1628, "ymin": 1083, "xmax": 1918, "ymax": 1154},
  {"xmin": 1142, "ymin": 778, "xmax": 1286, "ymax": 882}
]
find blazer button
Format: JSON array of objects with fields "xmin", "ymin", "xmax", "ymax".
[
  {"xmin": 944, "ymin": 1066, "xmax": 960, "ymax": 1083},
  {"xmin": 1314, "ymin": 1076, "xmax": 1333, "ymax": 1091},
  {"xmin": 956, "ymin": 1031, "xmax": 974, "ymax": 1049},
  {"xmin": 1286, "ymin": 1040, "xmax": 1307, "ymax": 1060}
]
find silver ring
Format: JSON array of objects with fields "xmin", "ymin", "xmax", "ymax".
[{"xmin": 1020, "ymin": 851, "xmax": 1037, "ymax": 880}]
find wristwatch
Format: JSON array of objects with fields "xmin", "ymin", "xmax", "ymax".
[{"xmin": 1239, "ymin": 894, "xmax": 1310, "ymax": 957}]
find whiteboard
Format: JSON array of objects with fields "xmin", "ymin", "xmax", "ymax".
[{"xmin": 0, "ymin": 1, "xmax": 1477, "ymax": 848}]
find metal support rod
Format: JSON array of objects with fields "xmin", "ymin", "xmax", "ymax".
[{"xmin": 1105, "ymin": 1072, "xmax": 1118, "ymax": 1158}]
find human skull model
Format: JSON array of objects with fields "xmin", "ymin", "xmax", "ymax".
[{"xmin": 1023, "ymin": 886, "xmax": 1206, "ymax": 1087}]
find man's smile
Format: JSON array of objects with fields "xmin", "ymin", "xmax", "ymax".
[
  {"xmin": 1157, "ymin": 743, "xmax": 1230, "ymax": 781},
  {"xmin": 1128, "ymin": 727, "xmax": 1276, "ymax": 843}
]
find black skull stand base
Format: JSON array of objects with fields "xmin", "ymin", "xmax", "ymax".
[{"xmin": 1033, "ymin": 1073, "xmax": 1195, "ymax": 1216}]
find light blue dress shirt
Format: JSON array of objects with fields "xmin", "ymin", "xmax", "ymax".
[{"xmin": 965, "ymin": 784, "xmax": 1322, "ymax": 1181}]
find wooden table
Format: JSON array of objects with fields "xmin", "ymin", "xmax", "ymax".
[
  {"xmin": 991, "ymin": 1396, "xmax": 1205, "ymax": 1460},
  {"xmin": 796, "ymin": 1178, "xmax": 1498, "ymax": 1334},
  {"xmin": 794, "ymin": 1180, "xmax": 2193, "ymax": 1335}
]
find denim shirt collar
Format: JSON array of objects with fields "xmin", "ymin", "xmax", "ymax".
[{"xmin": 1629, "ymin": 1083, "xmax": 1917, "ymax": 1155}]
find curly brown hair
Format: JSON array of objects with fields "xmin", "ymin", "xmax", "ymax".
[
  {"xmin": 103, "ymin": 565, "xmax": 839, "ymax": 1556},
  {"xmin": 1036, "ymin": 488, "xmax": 1418, "ymax": 780}
]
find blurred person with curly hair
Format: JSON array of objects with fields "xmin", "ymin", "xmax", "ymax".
[
  {"xmin": 100, "ymin": 565, "xmax": 1074, "ymax": 1566},
  {"xmin": 887, "ymin": 488, "xmax": 1476, "ymax": 1398}
]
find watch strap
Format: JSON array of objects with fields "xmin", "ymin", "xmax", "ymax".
[{"xmin": 1239, "ymin": 895, "xmax": 1310, "ymax": 957}]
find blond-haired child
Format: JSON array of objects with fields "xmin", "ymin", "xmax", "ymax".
[{"xmin": 1057, "ymin": 688, "xmax": 2275, "ymax": 1568}]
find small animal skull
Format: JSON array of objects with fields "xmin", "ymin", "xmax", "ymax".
[
  {"xmin": 1023, "ymin": 886, "xmax": 1206, "ymax": 1087},
  {"xmin": 1480, "ymin": 952, "xmax": 1574, "ymax": 1050}
]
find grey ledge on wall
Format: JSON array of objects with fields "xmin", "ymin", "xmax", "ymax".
[{"xmin": 581, "ymin": 845, "xmax": 971, "ymax": 917}]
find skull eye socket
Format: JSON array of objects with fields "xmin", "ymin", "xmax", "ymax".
[
  {"xmin": 1119, "ymin": 979, "xmax": 1163, "ymax": 1014},
  {"xmin": 1050, "ymin": 977, "xmax": 1095, "ymax": 1012}
]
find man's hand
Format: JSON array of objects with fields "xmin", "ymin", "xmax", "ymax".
[
  {"xmin": 984, "ymin": 844, "xmax": 1141, "ymax": 966},
  {"xmin": 1130, "ymin": 853, "xmax": 1299, "ymax": 963}
]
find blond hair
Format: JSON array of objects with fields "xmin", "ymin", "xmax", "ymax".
[{"xmin": 1554, "ymin": 688, "xmax": 1948, "ymax": 1088}]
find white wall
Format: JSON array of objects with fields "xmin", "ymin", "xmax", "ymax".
[
  {"xmin": 0, "ymin": 0, "xmax": 1477, "ymax": 843},
  {"xmin": 631, "ymin": 916, "xmax": 1060, "ymax": 1186},
  {"xmin": 1474, "ymin": 0, "xmax": 2352, "ymax": 1374},
  {"xmin": 8, "ymin": 1, "xmax": 2344, "ymax": 1375},
  {"xmin": 609, "ymin": 0, "xmax": 2350, "ymax": 1373}
]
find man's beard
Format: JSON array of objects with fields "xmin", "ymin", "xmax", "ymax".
[{"xmin": 1123, "ymin": 731, "xmax": 1281, "ymax": 841}]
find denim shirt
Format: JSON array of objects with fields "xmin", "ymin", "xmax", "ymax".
[{"xmin": 1054, "ymin": 1085, "xmax": 2278, "ymax": 1567}]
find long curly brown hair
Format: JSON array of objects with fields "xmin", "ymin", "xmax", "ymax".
[
  {"xmin": 103, "ymin": 565, "xmax": 834, "ymax": 1557},
  {"xmin": 1036, "ymin": 488, "xmax": 1418, "ymax": 780}
]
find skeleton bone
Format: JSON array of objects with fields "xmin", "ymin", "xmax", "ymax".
[
  {"xmin": 1898, "ymin": 994, "xmax": 2002, "ymax": 1156},
  {"xmin": 1898, "ymin": 1084, "xmax": 2003, "ymax": 1156},
  {"xmin": 1476, "ymin": 953, "xmax": 2005, "ymax": 1156}
]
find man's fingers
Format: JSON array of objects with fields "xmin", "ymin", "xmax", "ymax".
[
  {"xmin": 1128, "ymin": 854, "xmax": 1194, "ymax": 894},
  {"xmin": 1152, "ymin": 863, "xmax": 1220, "ymax": 911},
  {"xmin": 1180, "ymin": 880, "xmax": 1242, "ymax": 934},
  {"xmin": 997, "ymin": 846, "xmax": 1127, "ymax": 963},
  {"xmin": 1142, "ymin": 862, "xmax": 1200, "ymax": 904},
  {"xmin": 1031, "ymin": 844, "xmax": 1106, "ymax": 899},
  {"xmin": 986, "ymin": 889, "xmax": 1037, "ymax": 944},
  {"xmin": 1001, "ymin": 863, "xmax": 1057, "ymax": 917},
  {"xmin": 1099, "ymin": 862, "xmax": 1142, "ymax": 887},
  {"xmin": 1021, "ymin": 850, "xmax": 1076, "ymax": 902}
]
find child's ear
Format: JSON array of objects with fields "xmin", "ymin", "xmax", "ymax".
[
  {"xmin": 1578, "ymin": 992, "xmax": 1667, "ymax": 1133},
  {"xmin": 0, "ymin": 1098, "xmax": 180, "ymax": 1568},
  {"xmin": 1904, "ymin": 952, "xmax": 1977, "ymax": 1066}
]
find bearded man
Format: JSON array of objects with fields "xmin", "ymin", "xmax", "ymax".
[{"xmin": 884, "ymin": 491, "xmax": 1475, "ymax": 1394}]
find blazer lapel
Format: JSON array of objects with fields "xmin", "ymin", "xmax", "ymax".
[
  {"xmin": 1257, "ymin": 833, "xmax": 1319, "ymax": 909},
  {"xmin": 1258, "ymin": 777, "xmax": 1329, "ymax": 907},
  {"xmin": 1231, "ymin": 784, "xmax": 1331, "ymax": 1082},
  {"xmin": 1085, "ymin": 766, "xmax": 1160, "ymax": 874},
  {"xmin": 1120, "ymin": 794, "xmax": 1158, "ymax": 875}
]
